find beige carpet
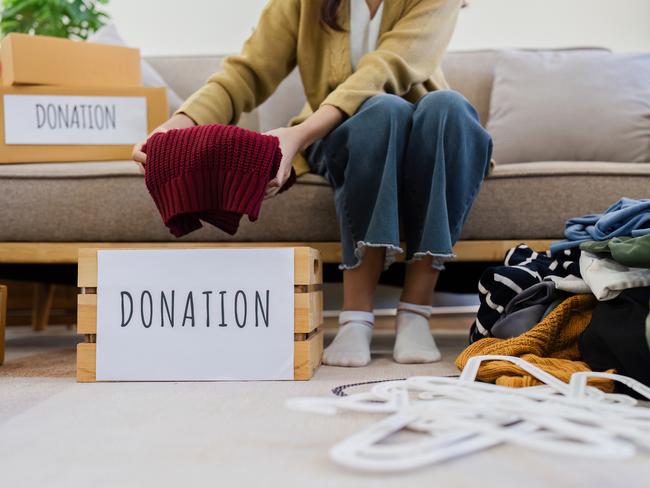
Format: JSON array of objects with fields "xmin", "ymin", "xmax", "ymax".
[{"xmin": 1, "ymin": 326, "xmax": 649, "ymax": 488}]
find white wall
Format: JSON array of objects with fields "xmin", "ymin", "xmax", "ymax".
[
  {"xmin": 451, "ymin": 0, "xmax": 650, "ymax": 52},
  {"xmin": 105, "ymin": 0, "xmax": 268, "ymax": 56},
  {"xmin": 105, "ymin": 0, "xmax": 650, "ymax": 56}
]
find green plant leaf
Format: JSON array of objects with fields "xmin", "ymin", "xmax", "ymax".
[{"xmin": 0, "ymin": 0, "xmax": 111, "ymax": 39}]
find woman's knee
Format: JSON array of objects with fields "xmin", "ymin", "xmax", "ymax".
[
  {"xmin": 356, "ymin": 94, "xmax": 414, "ymax": 129},
  {"xmin": 414, "ymin": 90, "xmax": 477, "ymax": 123}
]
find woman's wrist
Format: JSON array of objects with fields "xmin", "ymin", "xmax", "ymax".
[
  {"xmin": 290, "ymin": 124, "xmax": 316, "ymax": 151},
  {"xmin": 160, "ymin": 113, "xmax": 197, "ymax": 132},
  {"xmin": 148, "ymin": 113, "xmax": 196, "ymax": 138},
  {"xmin": 293, "ymin": 105, "xmax": 344, "ymax": 150}
]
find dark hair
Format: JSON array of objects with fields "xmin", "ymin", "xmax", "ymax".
[{"xmin": 321, "ymin": 0, "xmax": 344, "ymax": 31}]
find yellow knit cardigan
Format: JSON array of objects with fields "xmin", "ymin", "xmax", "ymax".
[{"xmin": 176, "ymin": 0, "xmax": 462, "ymax": 175}]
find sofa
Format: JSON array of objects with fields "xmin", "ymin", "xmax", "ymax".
[{"xmin": 1, "ymin": 49, "xmax": 648, "ymax": 265}]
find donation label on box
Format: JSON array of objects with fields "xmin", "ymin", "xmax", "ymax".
[
  {"xmin": 95, "ymin": 249, "xmax": 295, "ymax": 381},
  {"xmin": 3, "ymin": 94, "xmax": 148, "ymax": 145}
]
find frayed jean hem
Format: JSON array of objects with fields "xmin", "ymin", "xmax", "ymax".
[
  {"xmin": 339, "ymin": 241, "xmax": 404, "ymax": 271},
  {"xmin": 339, "ymin": 243, "xmax": 454, "ymax": 272},
  {"xmin": 405, "ymin": 251, "xmax": 455, "ymax": 271}
]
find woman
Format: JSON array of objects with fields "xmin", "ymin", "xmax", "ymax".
[{"xmin": 133, "ymin": 0, "xmax": 492, "ymax": 367}]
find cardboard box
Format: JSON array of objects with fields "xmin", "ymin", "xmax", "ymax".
[
  {"xmin": 1, "ymin": 33, "xmax": 141, "ymax": 88},
  {"xmin": 0, "ymin": 85, "xmax": 167, "ymax": 163}
]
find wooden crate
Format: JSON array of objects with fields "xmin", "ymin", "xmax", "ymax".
[{"xmin": 76, "ymin": 247, "xmax": 323, "ymax": 381}]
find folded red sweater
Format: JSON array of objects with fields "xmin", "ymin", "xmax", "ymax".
[{"xmin": 143, "ymin": 124, "xmax": 295, "ymax": 237}]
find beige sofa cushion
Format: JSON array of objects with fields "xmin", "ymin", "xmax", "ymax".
[
  {"xmin": 1, "ymin": 161, "xmax": 649, "ymax": 243},
  {"xmin": 487, "ymin": 50, "xmax": 650, "ymax": 164}
]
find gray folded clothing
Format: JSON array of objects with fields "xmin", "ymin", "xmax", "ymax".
[{"xmin": 491, "ymin": 281, "xmax": 568, "ymax": 339}]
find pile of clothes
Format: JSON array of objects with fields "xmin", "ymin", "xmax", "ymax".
[{"xmin": 461, "ymin": 198, "xmax": 650, "ymax": 393}]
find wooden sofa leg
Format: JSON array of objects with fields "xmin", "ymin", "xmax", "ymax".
[{"xmin": 32, "ymin": 283, "xmax": 55, "ymax": 331}]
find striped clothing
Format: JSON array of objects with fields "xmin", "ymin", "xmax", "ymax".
[{"xmin": 469, "ymin": 244, "xmax": 582, "ymax": 343}]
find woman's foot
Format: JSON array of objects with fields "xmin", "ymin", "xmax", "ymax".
[
  {"xmin": 322, "ymin": 311, "xmax": 373, "ymax": 367},
  {"xmin": 393, "ymin": 302, "xmax": 441, "ymax": 363}
]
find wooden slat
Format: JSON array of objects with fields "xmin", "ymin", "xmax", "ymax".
[
  {"xmin": 294, "ymin": 330, "xmax": 324, "ymax": 381},
  {"xmin": 0, "ymin": 242, "xmax": 338, "ymax": 264},
  {"xmin": 294, "ymin": 247, "xmax": 322, "ymax": 286},
  {"xmin": 294, "ymin": 290, "xmax": 323, "ymax": 334},
  {"xmin": 452, "ymin": 240, "xmax": 553, "ymax": 262},
  {"xmin": 77, "ymin": 290, "xmax": 323, "ymax": 335},
  {"xmin": 76, "ymin": 330, "xmax": 323, "ymax": 382},
  {"xmin": 0, "ymin": 240, "xmax": 555, "ymax": 265},
  {"xmin": 78, "ymin": 247, "xmax": 322, "ymax": 287},
  {"xmin": 76, "ymin": 342, "xmax": 96, "ymax": 382},
  {"xmin": 76, "ymin": 294, "xmax": 97, "ymax": 334}
]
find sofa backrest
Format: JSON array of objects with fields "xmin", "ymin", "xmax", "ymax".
[{"xmin": 146, "ymin": 50, "xmax": 499, "ymax": 131}]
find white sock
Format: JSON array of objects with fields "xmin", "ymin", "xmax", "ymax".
[
  {"xmin": 393, "ymin": 301, "xmax": 441, "ymax": 364},
  {"xmin": 322, "ymin": 311, "xmax": 374, "ymax": 367}
]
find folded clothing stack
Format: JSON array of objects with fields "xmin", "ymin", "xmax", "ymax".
[{"xmin": 143, "ymin": 124, "xmax": 295, "ymax": 237}]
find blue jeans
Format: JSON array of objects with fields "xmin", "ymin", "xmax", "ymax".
[{"xmin": 306, "ymin": 91, "xmax": 493, "ymax": 270}]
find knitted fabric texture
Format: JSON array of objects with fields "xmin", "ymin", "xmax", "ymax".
[
  {"xmin": 143, "ymin": 124, "xmax": 295, "ymax": 237},
  {"xmin": 456, "ymin": 294, "xmax": 615, "ymax": 392}
]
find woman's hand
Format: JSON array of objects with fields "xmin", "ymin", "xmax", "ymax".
[
  {"xmin": 263, "ymin": 105, "xmax": 345, "ymax": 199},
  {"xmin": 132, "ymin": 113, "xmax": 196, "ymax": 172},
  {"xmin": 263, "ymin": 126, "xmax": 306, "ymax": 199}
]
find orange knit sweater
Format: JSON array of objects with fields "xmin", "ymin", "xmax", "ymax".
[{"xmin": 456, "ymin": 294, "xmax": 615, "ymax": 392}]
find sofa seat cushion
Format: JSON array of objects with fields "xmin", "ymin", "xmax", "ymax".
[
  {"xmin": 0, "ymin": 161, "xmax": 338, "ymax": 242},
  {"xmin": 463, "ymin": 162, "xmax": 650, "ymax": 239},
  {"xmin": 0, "ymin": 161, "xmax": 648, "ymax": 242}
]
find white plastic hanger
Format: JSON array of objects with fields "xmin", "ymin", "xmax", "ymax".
[{"xmin": 287, "ymin": 355, "xmax": 650, "ymax": 472}]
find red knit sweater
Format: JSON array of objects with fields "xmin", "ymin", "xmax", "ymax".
[{"xmin": 143, "ymin": 124, "xmax": 295, "ymax": 237}]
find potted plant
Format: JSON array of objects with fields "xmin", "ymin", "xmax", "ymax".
[{"xmin": 0, "ymin": 0, "xmax": 109, "ymax": 40}]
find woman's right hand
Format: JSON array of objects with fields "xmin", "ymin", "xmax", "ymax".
[{"xmin": 132, "ymin": 113, "xmax": 197, "ymax": 172}]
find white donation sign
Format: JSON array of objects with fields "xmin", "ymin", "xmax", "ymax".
[
  {"xmin": 3, "ymin": 94, "xmax": 148, "ymax": 145},
  {"xmin": 95, "ymin": 248, "xmax": 295, "ymax": 381}
]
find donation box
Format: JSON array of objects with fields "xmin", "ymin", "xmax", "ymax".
[{"xmin": 77, "ymin": 247, "xmax": 323, "ymax": 381}]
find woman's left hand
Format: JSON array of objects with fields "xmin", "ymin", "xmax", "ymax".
[
  {"xmin": 263, "ymin": 106, "xmax": 344, "ymax": 198},
  {"xmin": 263, "ymin": 126, "xmax": 304, "ymax": 199}
]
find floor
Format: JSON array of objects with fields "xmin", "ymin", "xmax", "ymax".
[{"xmin": 1, "ymin": 326, "xmax": 649, "ymax": 487}]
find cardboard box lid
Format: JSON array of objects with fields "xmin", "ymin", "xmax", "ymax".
[{"xmin": 0, "ymin": 33, "xmax": 142, "ymax": 88}]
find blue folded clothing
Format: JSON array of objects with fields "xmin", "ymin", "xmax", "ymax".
[{"xmin": 551, "ymin": 198, "xmax": 650, "ymax": 255}]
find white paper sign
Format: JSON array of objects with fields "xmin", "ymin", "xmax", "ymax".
[
  {"xmin": 96, "ymin": 249, "xmax": 295, "ymax": 381},
  {"xmin": 3, "ymin": 94, "xmax": 148, "ymax": 145}
]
